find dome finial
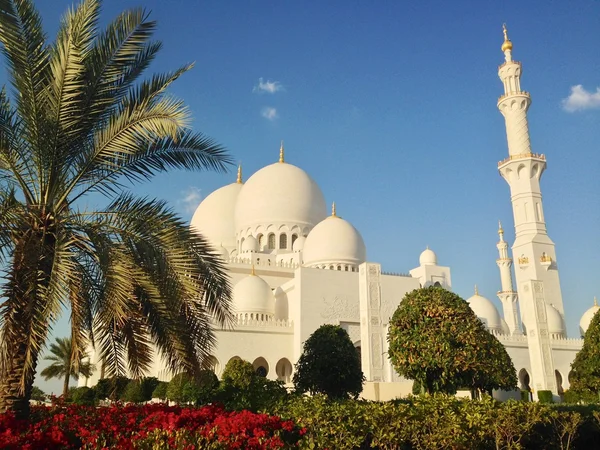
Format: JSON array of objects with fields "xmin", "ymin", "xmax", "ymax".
[
  {"xmin": 251, "ymin": 264, "xmax": 256, "ymax": 276},
  {"xmin": 498, "ymin": 220, "xmax": 504, "ymax": 240},
  {"xmin": 279, "ymin": 140, "xmax": 285, "ymax": 163},
  {"xmin": 501, "ymin": 23, "xmax": 513, "ymax": 52},
  {"xmin": 595, "ymin": 296, "xmax": 598, "ymax": 307},
  {"xmin": 474, "ymin": 284, "xmax": 479, "ymax": 295},
  {"xmin": 331, "ymin": 201, "xmax": 337, "ymax": 217},
  {"xmin": 237, "ymin": 164, "xmax": 243, "ymax": 184}
]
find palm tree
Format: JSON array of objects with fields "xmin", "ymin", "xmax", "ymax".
[
  {"xmin": 41, "ymin": 337, "xmax": 94, "ymax": 397},
  {"xmin": 0, "ymin": 0, "xmax": 233, "ymax": 418}
]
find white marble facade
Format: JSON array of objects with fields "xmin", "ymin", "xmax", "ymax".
[{"xmin": 81, "ymin": 29, "xmax": 596, "ymax": 401}]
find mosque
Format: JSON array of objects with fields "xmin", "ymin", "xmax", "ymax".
[{"xmin": 81, "ymin": 27, "xmax": 598, "ymax": 401}]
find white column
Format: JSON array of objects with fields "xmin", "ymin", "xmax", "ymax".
[{"xmin": 358, "ymin": 262, "xmax": 385, "ymax": 382}]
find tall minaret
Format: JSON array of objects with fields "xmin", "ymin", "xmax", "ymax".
[
  {"xmin": 497, "ymin": 25, "xmax": 559, "ymax": 397},
  {"xmin": 496, "ymin": 221, "xmax": 521, "ymax": 335},
  {"xmin": 496, "ymin": 24, "xmax": 564, "ymax": 314}
]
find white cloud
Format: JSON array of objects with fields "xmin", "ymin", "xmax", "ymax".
[
  {"xmin": 562, "ymin": 85, "xmax": 600, "ymax": 112},
  {"xmin": 178, "ymin": 186, "xmax": 202, "ymax": 213},
  {"xmin": 253, "ymin": 78, "xmax": 284, "ymax": 94},
  {"xmin": 261, "ymin": 107, "xmax": 278, "ymax": 121}
]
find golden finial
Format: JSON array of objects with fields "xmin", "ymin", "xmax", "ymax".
[
  {"xmin": 501, "ymin": 23, "xmax": 513, "ymax": 52},
  {"xmin": 251, "ymin": 264, "xmax": 256, "ymax": 276},
  {"xmin": 474, "ymin": 285, "xmax": 479, "ymax": 295},
  {"xmin": 498, "ymin": 220, "xmax": 504, "ymax": 240},
  {"xmin": 236, "ymin": 164, "xmax": 243, "ymax": 184},
  {"xmin": 331, "ymin": 201, "xmax": 337, "ymax": 217},
  {"xmin": 279, "ymin": 140, "xmax": 285, "ymax": 163},
  {"xmin": 595, "ymin": 296, "xmax": 598, "ymax": 307}
]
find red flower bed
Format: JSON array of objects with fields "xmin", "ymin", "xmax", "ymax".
[{"xmin": 0, "ymin": 401, "xmax": 304, "ymax": 449}]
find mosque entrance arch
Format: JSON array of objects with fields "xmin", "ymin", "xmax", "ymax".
[
  {"xmin": 253, "ymin": 357, "xmax": 269, "ymax": 377},
  {"xmin": 518, "ymin": 368, "xmax": 531, "ymax": 400},
  {"xmin": 275, "ymin": 358, "xmax": 293, "ymax": 383},
  {"xmin": 555, "ymin": 370, "xmax": 564, "ymax": 397}
]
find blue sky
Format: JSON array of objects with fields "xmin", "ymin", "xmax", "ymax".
[{"xmin": 14, "ymin": 1, "xmax": 600, "ymax": 393}]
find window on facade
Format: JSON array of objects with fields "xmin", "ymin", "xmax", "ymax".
[
  {"xmin": 279, "ymin": 234, "xmax": 287, "ymax": 249},
  {"xmin": 257, "ymin": 234, "xmax": 264, "ymax": 249},
  {"xmin": 291, "ymin": 234, "xmax": 298, "ymax": 247},
  {"xmin": 268, "ymin": 233, "xmax": 276, "ymax": 249}
]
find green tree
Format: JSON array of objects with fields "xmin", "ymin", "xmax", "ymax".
[
  {"xmin": 40, "ymin": 337, "xmax": 94, "ymax": 397},
  {"xmin": 387, "ymin": 287, "xmax": 517, "ymax": 395},
  {"xmin": 152, "ymin": 381, "xmax": 168, "ymax": 400},
  {"xmin": 122, "ymin": 380, "xmax": 145, "ymax": 403},
  {"xmin": 93, "ymin": 376, "xmax": 129, "ymax": 402},
  {"xmin": 140, "ymin": 377, "xmax": 159, "ymax": 402},
  {"xmin": 0, "ymin": 0, "xmax": 233, "ymax": 418},
  {"xmin": 30, "ymin": 386, "xmax": 45, "ymax": 402},
  {"xmin": 569, "ymin": 308, "xmax": 600, "ymax": 398},
  {"xmin": 293, "ymin": 325, "xmax": 364, "ymax": 399},
  {"xmin": 71, "ymin": 386, "xmax": 96, "ymax": 406}
]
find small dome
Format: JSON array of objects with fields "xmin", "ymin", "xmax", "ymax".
[
  {"xmin": 232, "ymin": 272, "xmax": 275, "ymax": 318},
  {"xmin": 467, "ymin": 289, "xmax": 503, "ymax": 332},
  {"xmin": 234, "ymin": 160, "xmax": 327, "ymax": 235},
  {"xmin": 293, "ymin": 235, "xmax": 306, "ymax": 252},
  {"xmin": 546, "ymin": 304, "xmax": 566, "ymax": 336},
  {"xmin": 217, "ymin": 245, "xmax": 230, "ymax": 260},
  {"xmin": 303, "ymin": 210, "xmax": 366, "ymax": 268},
  {"xmin": 241, "ymin": 236, "xmax": 258, "ymax": 253},
  {"xmin": 580, "ymin": 300, "xmax": 600, "ymax": 336},
  {"xmin": 190, "ymin": 182, "xmax": 243, "ymax": 249},
  {"xmin": 419, "ymin": 247, "xmax": 437, "ymax": 266}
]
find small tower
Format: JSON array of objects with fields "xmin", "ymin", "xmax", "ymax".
[{"xmin": 495, "ymin": 221, "xmax": 521, "ymax": 335}]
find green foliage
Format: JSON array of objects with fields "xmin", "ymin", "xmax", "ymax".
[
  {"xmin": 152, "ymin": 382, "xmax": 168, "ymax": 400},
  {"xmin": 71, "ymin": 386, "xmax": 96, "ymax": 406},
  {"xmin": 30, "ymin": 386, "xmax": 46, "ymax": 402},
  {"xmin": 274, "ymin": 395, "xmax": 600, "ymax": 450},
  {"xmin": 94, "ymin": 376, "xmax": 130, "ymax": 401},
  {"xmin": 538, "ymin": 390, "xmax": 554, "ymax": 403},
  {"xmin": 166, "ymin": 373, "xmax": 192, "ymax": 404},
  {"xmin": 563, "ymin": 389, "xmax": 600, "ymax": 405},
  {"xmin": 216, "ymin": 359, "xmax": 288, "ymax": 411},
  {"xmin": 521, "ymin": 390, "xmax": 531, "ymax": 402},
  {"xmin": 166, "ymin": 370, "xmax": 219, "ymax": 404},
  {"xmin": 387, "ymin": 286, "xmax": 517, "ymax": 395},
  {"xmin": 122, "ymin": 381, "xmax": 146, "ymax": 403},
  {"xmin": 570, "ymin": 308, "xmax": 600, "ymax": 397},
  {"xmin": 411, "ymin": 379, "xmax": 423, "ymax": 395},
  {"xmin": 293, "ymin": 325, "xmax": 364, "ymax": 399},
  {"xmin": 140, "ymin": 377, "xmax": 160, "ymax": 402}
]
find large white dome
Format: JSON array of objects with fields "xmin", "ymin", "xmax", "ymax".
[
  {"xmin": 234, "ymin": 160, "xmax": 327, "ymax": 237},
  {"xmin": 232, "ymin": 271, "xmax": 275, "ymax": 319},
  {"xmin": 191, "ymin": 181, "xmax": 243, "ymax": 249},
  {"xmin": 467, "ymin": 289, "xmax": 503, "ymax": 333},
  {"xmin": 580, "ymin": 299, "xmax": 599, "ymax": 336},
  {"xmin": 303, "ymin": 209, "xmax": 366, "ymax": 269}
]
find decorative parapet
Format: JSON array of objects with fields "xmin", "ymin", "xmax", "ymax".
[
  {"xmin": 497, "ymin": 90, "xmax": 530, "ymax": 103},
  {"xmin": 224, "ymin": 256, "xmax": 300, "ymax": 270},
  {"xmin": 498, "ymin": 60, "xmax": 522, "ymax": 70},
  {"xmin": 497, "ymin": 334, "xmax": 528, "ymax": 344},
  {"xmin": 230, "ymin": 317, "xmax": 294, "ymax": 330},
  {"xmin": 498, "ymin": 151, "xmax": 545, "ymax": 167},
  {"xmin": 381, "ymin": 271, "xmax": 411, "ymax": 277}
]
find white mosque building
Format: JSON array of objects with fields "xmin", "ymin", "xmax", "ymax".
[{"xmin": 82, "ymin": 28, "xmax": 599, "ymax": 401}]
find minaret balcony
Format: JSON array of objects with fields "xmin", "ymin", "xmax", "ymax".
[
  {"xmin": 498, "ymin": 152, "xmax": 546, "ymax": 168},
  {"xmin": 540, "ymin": 255, "xmax": 553, "ymax": 270},
  {"xmin": 517, "ymin": 256, "xmax": 529, "ymax": 269},
  {"xmin": 497, "ymin": 91, "xmax": 530, "ymax": 103}
]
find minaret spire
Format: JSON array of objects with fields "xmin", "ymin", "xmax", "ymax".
[
  {"xmin": 279, "ymin": 140, "xmax": 285, "ymax": 163},
  {"xmin": 501, "ymin": 24, "xmax": 513, "ymax": 62},
  {"xmin": 495, "ymin": 221, "xmax": 521, "ymax": 335},
  {"xmin": 331, "ymin": 201, "xmax": 337, "ymax": 217},
  {"xmin": 236, "ymin": 164, "xmax": 243, "ymax": 184}
]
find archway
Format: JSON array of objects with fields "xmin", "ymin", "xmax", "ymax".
[
  {"xmin": 252, "ymin": 357, "xmax": 269, "ymax": 377},
  {"xmin": 354, "ymin": 340, "xmax": 362, "ymax": 363},
  {"xmin": 275, "ymin": 358, "xmax": 293, "ymax": 383},
  {"xmin": 204, "ymin": 355, "xmax": 220, "ymax": 376},
  {"xmin": 518, "ymin": 368, "xmax": 531, "ymax": 398},
  {"xmin": 555, "ymin": 370, "xmax": 564, "ymax": 396}
]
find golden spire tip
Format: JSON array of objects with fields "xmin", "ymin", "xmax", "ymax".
[
  {"xmin": 279, "ymin": 140, "xmax": 285, "ymax": 163},
  {"xmin": 251, "ymin": 264, "xmax": 256, "ymax": 276},
  {"xmin": 474, "ymin": 284, "xmax": 479, "ymax": 295},
  {"xmin": 236, "ymin": 164, "xmax": 243, "ymax": 184},
  {"xmin": 332, "ymin": 201, "xmax": 337, "ymax": 217},
  {"xmin": 501, "ymin": 23, "xmax": 513, "ymax": 52}
]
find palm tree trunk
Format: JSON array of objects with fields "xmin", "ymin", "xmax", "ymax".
[
  {"xmin": 63, "ymin": 373, "xmax": 70, "ymax": 397},
  {"xmin": 0, "ymin": 230, "xmax": 53, "ymax": 419}
]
